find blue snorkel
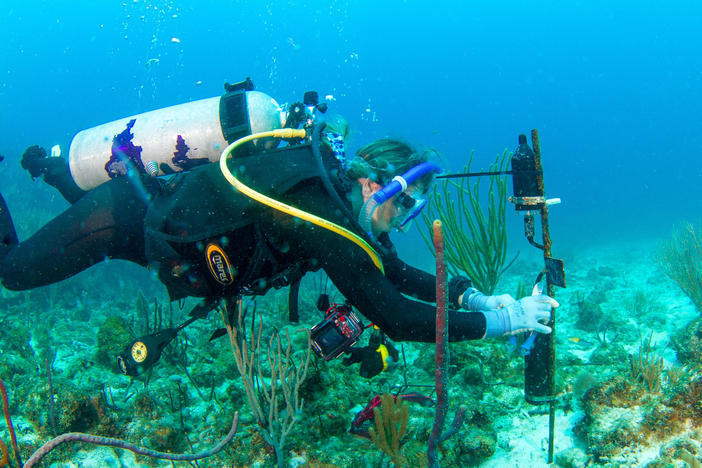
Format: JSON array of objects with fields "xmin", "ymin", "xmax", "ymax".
[{"xmin": 359, "ymin": 162, "xmax": 442, "ymax": 238}]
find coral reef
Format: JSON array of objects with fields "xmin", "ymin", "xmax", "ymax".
[
  {"xmin": 577, "ymin": 366, "xmax": 702, "ymax": 465},
  {"xmin": 657, "ymin": 222, "xmax": 702, "ymax": 313},
  {"xmin": 1, "ymin": 227, "xmax": 700, "ymax": 467},
  {"xmin": 368, "ymin": 393, "xmax": 409, "ymax": 466},
  {"xmin": 672, "ymin": 316, "xmax": 702, "ymax": 370},
  {"xmin": 94, "ymin": 316, "xmax": 133, "ymax": 371}
]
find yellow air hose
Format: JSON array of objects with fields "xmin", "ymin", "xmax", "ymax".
[{"xmin": 218, "ymin": 129, "xmax": 384, "ymax": 273}]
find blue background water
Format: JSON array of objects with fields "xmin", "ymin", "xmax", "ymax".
[{"xmin": 1, "ymin": 0, "xmax": 700, "ymax": 256}]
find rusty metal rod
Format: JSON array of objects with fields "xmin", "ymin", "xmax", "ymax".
[
  {"xmin": 531, "ymin": 129, "xmax": 557, "ymax": 463},
  {"xmin": 427, "ymin": 220, "xmax": 448, "ymax": 468}
]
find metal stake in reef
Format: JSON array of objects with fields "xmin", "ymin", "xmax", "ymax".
[{"xmin": 438, "ymin": 130, "xmax": 566, "ymax": 463}]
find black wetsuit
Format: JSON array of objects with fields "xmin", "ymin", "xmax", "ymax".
[{"xmin": 0, "ymin": 143, "xmax": 487, "ymax": 342}]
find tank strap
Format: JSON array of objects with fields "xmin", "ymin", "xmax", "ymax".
[{"xmin": 288, "ymin": 278, "xmax": 301, "ymax": 323}]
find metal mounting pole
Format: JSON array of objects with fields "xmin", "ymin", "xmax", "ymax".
[{"xmin": 531, "ymin": 129, "xmax": 557, "ymax": 463}]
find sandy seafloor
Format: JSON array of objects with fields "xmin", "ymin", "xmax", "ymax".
[
  {"xmin": 477, "ymin": 237, "xmax": 700, "ymax": 468},
  {"xmin": 0, "ymin": 233, "xmax": 700, "ymax": 468}
]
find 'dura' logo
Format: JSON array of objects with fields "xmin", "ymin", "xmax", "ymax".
[{"xmin": 205, "ymin": 243, "xmax": 234, "ymax": 285}]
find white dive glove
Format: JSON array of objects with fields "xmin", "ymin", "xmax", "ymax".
[
  {"xmin": 482, "ymin": 294, "xmax": 559, "ymax": 338},
  {"xmin": 461, "ymin": 289, "xmax": 517, "ymax": 312}
]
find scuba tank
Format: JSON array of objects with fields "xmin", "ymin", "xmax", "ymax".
[{"xmin": 68, "ymin": 78, "xmax": 285, "ymax": 191}]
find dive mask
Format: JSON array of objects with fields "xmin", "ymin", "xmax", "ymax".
[
  {"xmin": 392, "ymin": 190, "xmax": 427, "ymax": 231},
  {"xmin": 358, "ymin": 161, "xmax": 441, "ymax": 238}
]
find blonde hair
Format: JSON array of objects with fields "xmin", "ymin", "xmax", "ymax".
[{"xmin": 348, "ymin": 138, "xmax": 439, "ymax": 190}]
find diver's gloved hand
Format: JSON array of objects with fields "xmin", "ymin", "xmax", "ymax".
[
  {"xmin": 483, "ymin": 295, "xmax": 559, "ymax": 337},
  {"xmin": 343, "ymin": 346, "xmax": 383, "ymax": 378},
  {"xmin": 343, "ymin": 335, "xmax": 398, "ymax": 378},
  {"xmin": 462, "ymin": 290, "xmax": 517, "ymax": 312}
]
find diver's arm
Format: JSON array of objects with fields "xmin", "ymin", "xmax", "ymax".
[
  {"xmin": 378, "ymin": 236, "xmax": 474, "ymax": 307},
  {"xmin": 287, "ymin": 219, "xmax": 487, "ymax": 341},
  {"xmin": 21, "ymin": 146, "xmax": 87, "ymax": 204},
  {"xmin": 325, "ymin": 248, "xmax": 556, "ymax": 341},
  {"xmin": 382, "ymin": 255, "xmax": 436, "ymax": 300},
  {"xmin": 268, "ymin": 183, "xmax": 485, "ymax": 342},
  {"xmin": 380, "ymin": 243, "xmax": 521, "ymax": 314},
  {"xmin": 299, "ymin": 220, "xmax": 556, "ymax": 340},
  {"xmin": 321, "ymin": 244, "xmax": 487, "ymax": 342}
]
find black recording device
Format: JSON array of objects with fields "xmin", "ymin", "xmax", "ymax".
[
  {"xmin": 310, "ymin": 303, "xmax": 364, "ymax": 361},
  {"xmin": 510, "ymin": 134, "xmax": 544, "ymax": 211}
]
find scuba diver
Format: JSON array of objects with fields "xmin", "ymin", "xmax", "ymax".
[{"xmin": 0, "ymin": 80, "xmax": 557, "ymax": 376}]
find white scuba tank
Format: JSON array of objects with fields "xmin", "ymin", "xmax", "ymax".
[{"xmin": 68, "ymin": 89, "xmax": 285, "ymax": 191}]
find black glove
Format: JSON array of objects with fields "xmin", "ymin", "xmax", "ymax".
[
  {"xmin": 21, "ymin": 145, "xmax": 49, "ymax": 179},
  {"xmin": 343, "ymin": 333, "xmax": 399, "ymax": 378}
]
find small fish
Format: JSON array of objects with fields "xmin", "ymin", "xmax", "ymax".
[
  {"xmin": 568, "ymin": 337, "xmax": 581, "ymax": 343},
  {"xmin": 195, "ymin": 80, "xmax": 202, "ymax": 85},
  {"xmin": 171, "ymin": 37, "xmax": 180, "ymax": 43}
]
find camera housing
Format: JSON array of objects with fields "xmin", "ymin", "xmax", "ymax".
[{"xmin": 310, "ymin": 304, "xmax": 363, "ymax": 360}]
